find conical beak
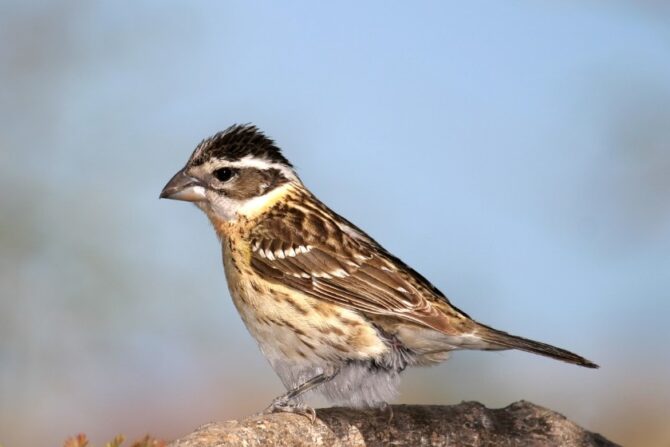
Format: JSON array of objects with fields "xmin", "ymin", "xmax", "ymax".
[{"xmin": 159, "ymin": 168, "xmax": 207, "ymax": 202}]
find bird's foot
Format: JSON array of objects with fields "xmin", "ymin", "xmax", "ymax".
[
  {"xmin": 263, "ymin": 397, "xmax": 317, "ymax": 423},
  {"xmin": 379, "ymin": 402, "xmax": 394, "ymax": 423}
]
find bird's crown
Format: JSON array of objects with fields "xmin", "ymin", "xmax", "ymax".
[{"xmin": 190, "ymin": 124, "xmax": 292, "ymax": 168}]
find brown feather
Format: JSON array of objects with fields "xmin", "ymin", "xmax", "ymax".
[
  {"xmin": 474, "ymin": 324, "xmax": 599, "ymax": 368},
  {"xmin": 246, "ymin": 187, "xmax": 598, "ymax": 368},
  {"xmin": 248, "ymin": 189, "xmax": 469, "ymax": 335}
]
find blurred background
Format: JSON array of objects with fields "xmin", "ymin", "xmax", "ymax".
[{"xmin": 1, "ymin": 1, "xmax": 669, "ymax": 446}]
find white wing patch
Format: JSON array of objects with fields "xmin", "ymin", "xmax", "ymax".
[
  {"xmin": 252, "ymin": 242, "xmax": 312, "ymax": 261},
  {"xmin": 330, "ymin": 268, "xmax": 349, "ymax": 278},
  {"xmin": 252, "ymin": 242, "xmax": 350, "ymax": 279},
  {"xmin": 335, "ymin": 220, "xmax": 367, "ymax": 241}
]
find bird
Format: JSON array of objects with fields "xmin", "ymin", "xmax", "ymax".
[{"xmin": 160, "ymin": 124, "xmax": 598, "ymax": 419}]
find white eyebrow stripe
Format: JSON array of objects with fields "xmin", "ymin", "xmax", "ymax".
[{"xmin": 224, "ymin": 155, "xmax": 301, "ymax": 183}]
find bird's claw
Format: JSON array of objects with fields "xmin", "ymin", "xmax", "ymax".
[{"xmin": 264, "ymin": 398, "xmax": 317, "ymax": 423}]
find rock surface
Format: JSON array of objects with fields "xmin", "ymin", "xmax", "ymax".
[{"xmin": 169, "ymin": 401, "xmax": 618, "ymax": 447}]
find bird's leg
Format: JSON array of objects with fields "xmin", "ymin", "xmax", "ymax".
[
  {"xmin": 264, "ymin": 366, "xmax": 340, "ymax": 422},
  {"xmin": 379, "ymin": 402, "xmax": 394, "ymax": 423}
]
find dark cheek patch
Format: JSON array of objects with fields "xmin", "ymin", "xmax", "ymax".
[{"xmin": 225, "ymin": 168, "xmax": 288, "ymax": 200}]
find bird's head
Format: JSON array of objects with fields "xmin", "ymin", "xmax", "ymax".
[{"xmin": 160, "ymin": 124, "xmax": 300, "ymax": 221}]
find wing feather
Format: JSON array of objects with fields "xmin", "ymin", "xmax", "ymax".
[{"xmin": 248, "ymin": 205, "xmax": 469, "ymax": 335}]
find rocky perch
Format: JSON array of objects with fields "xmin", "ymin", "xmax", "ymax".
[{"xmin": 168, "ymin": 400, "xmax": 618, "ymax": 447}]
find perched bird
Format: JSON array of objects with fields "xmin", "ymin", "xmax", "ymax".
[{"xmin": 160, "ymin": 124, "xmax": 598, "ymax": 418}]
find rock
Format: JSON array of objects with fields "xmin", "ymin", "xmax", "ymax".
[{"xmin": 169, "ymin": 401, "xmax": 618, "ymax": 447}]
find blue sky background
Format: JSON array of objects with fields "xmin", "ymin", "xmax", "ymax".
[{"xmin": 1, "ymin": 1, "xmax": 669, "ymax": 446}]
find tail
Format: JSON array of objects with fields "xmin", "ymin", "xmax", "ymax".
[{"xmin": 475, "ymin": 323, "xmax": 599, "ymax": 368}]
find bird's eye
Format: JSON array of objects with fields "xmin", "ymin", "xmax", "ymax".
[{"xmin": 213, "ymin": 167, "xmax": 235, "ymax": 182}]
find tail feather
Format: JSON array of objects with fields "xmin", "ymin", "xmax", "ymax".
[{"xmin": 475, "ymin": 324, "xmax": 599, "ymax": 368}]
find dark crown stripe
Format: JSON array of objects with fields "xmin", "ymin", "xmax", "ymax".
[{"xmin": 191, "ymin": 124, "xmax": 293, "ymax": 168}]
